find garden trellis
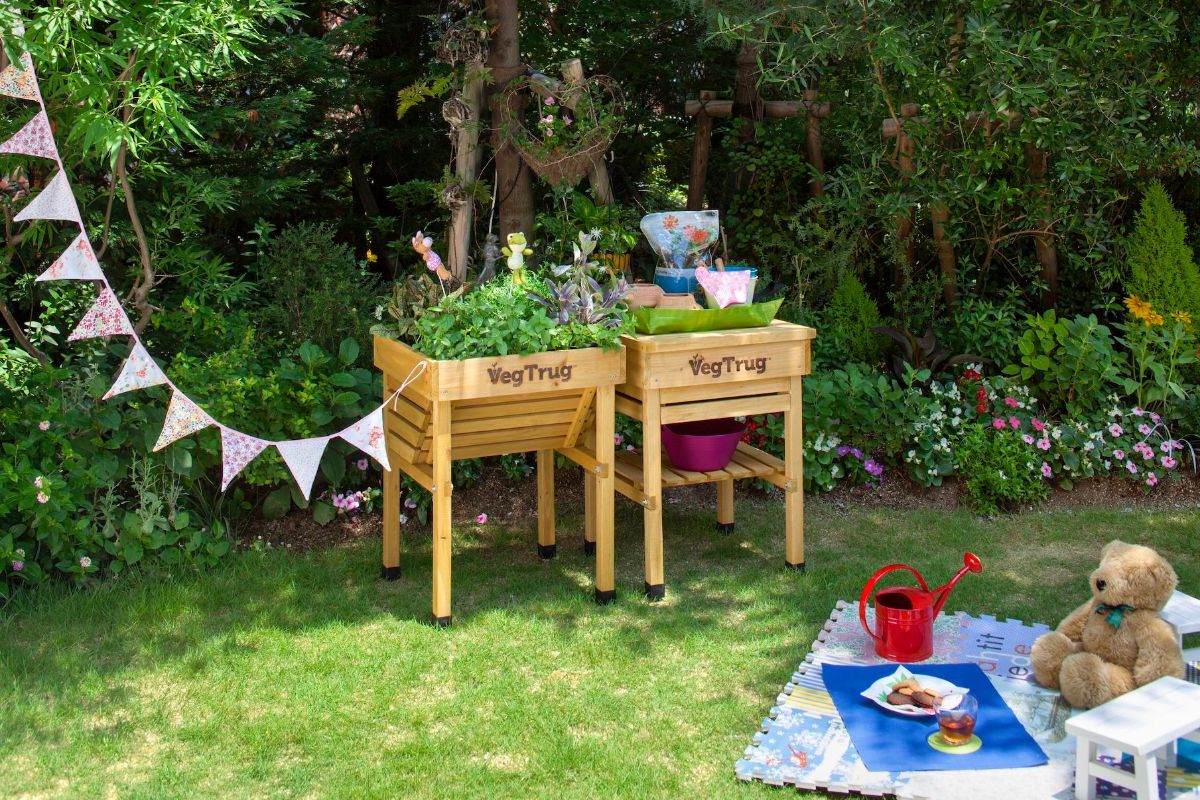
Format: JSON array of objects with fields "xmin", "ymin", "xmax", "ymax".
[{"xmin": 3, "ymin": 25, "xmax": 420, "ymax": 500}]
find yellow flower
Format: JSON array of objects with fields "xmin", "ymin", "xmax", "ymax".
[
  {"xmin": 366, "ymin": 249, "xmax": 379, "ymax": 263},
  {"xmin": 1171, "ymin": 309, "xmax": 1193, "ymax": 327},
  {"xmin": 1124, "ymin": 295, "xmax": 1162, "ymax": 327}
]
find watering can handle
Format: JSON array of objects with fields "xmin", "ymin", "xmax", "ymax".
[{"xmin": 858, "ymin": 564, "xmax": 931, "ymax": 642}]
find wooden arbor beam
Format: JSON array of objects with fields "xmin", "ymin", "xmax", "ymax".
[{"xmin": 685, "ymin": 94, "xmax": 832, "ymax": 210}]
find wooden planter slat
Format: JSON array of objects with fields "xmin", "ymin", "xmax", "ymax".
[
  {"xmin": 611, "ymin": 320, "xmax": 816, "ymax": 599},
  {"xmin": 374, "ymin": 336, "xmax": 623, "ymax": 624}
]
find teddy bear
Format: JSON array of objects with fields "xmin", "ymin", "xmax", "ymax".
[{"xmin": 1031, "ymin": 540, "xmax": 1184, "ymax": 709}]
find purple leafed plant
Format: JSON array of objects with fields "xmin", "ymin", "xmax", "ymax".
[{"xmin": 531, "ymin": 230, "xmax": 629, "ymax": 328}]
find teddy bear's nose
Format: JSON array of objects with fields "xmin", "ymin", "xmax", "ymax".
[{"xmin": 1095, "ymin": 579, "xmax": 1107, "ymax": 592}]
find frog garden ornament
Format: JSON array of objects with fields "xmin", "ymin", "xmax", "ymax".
[{"xmin": 502, "ymin": 231, "xmax": 534, "ymax": 286}]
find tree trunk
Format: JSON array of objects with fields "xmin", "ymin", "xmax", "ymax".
[
  {"xmin": 1024, "ymin": 142, "xmax": 1059, "ymax": 309},
  {"xmin": 687, "ymin": 91, "xmax": 717, "ymax": 210},
  {"xmin": 446, "ymin": 62, "xmax": 485, "ymax": 282},
  {"xmin": 485, "ymin": 0, "xmax": 533, "ymax": 244},
  {"xmin": 732, "ymin": 40, "xmax": 763, "ymax": 193}
]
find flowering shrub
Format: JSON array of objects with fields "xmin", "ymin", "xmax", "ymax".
[{"xmin": 955, "ymin": 424, "xmax": 1050, "ymax": 514}]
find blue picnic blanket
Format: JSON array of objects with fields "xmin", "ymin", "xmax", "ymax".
[{"xmin": 822, "ymin": 662, "xmax": 1048, "ymax": 772}]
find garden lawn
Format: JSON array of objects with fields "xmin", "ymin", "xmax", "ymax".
[{"xmin": 2, "ymin": 492, "xmax": 1198, "ymax": 799}]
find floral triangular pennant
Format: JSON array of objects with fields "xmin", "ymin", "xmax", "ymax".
[
  {"xmin": 68, "ymin": 287, "xmax": 134, "ymax": 341},
  {"xmin": 219, "ymin": 427, "xmax": 270, "ymax": 491},
  {"xmin": 36, "ymin": 233, "xmax": 103, "ymax": 281},
  {"xmin": 276, "ymin": 437, "xmax": 329, "ymax": 501},
  {"xmin": 103, "ymin": 343, "xmax": 168, "ymax": 399},
  {"xmin": 0, "ymin": 55, "xmax": 37, "ymax": 101},
  {"xmin": 338, "ymin": 406, "xmax": 389, "ymax": 471},
  {"xmin": 14, "ymin": 170, "xmax": 78, "ymax": 223},
  {"xmin": 153, "ymin": 391, "xmax": 213, "ymax": 452},
  {"xmin": 0, "ymin": 110, "xmax": 57, "ymax": 160}
]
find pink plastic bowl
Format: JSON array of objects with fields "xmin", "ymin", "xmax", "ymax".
[{"xmin": 661, "ymin": 418, "xmax": 747, "ymax": 472}]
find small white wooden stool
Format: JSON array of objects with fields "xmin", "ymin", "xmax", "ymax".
[
  {"xmin": 1163, "ymin": 590, "xmax": 1200, "ymax": 650},
  {"xmin": 1066, "ymin": 676, "xmax": 1200, "ymax": 800}
]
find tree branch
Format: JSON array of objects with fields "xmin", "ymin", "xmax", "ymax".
[{"xmin": 0, "ymin": 295, "xmax": 47, "ymax": 363}]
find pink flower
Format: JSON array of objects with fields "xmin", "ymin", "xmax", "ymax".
[
  {"xmin": 356, "ymin": 458, "xmax": 369, "ymax": 471},
  {"xmin": 543, "ymin": 96, "xmax": 556, "ymax": 106},
  {"xmin": 34, "ymin": 476, "xmax": 44, "ymax": 489},
  {"xmin": 404, "ymin": 497, "xmax": 417, "ymax": 509},
  {"xmin": 992, "ymin": 418, "xmax": 1006, "ymax": 430},
  {"xmin": 1146, "ymin": 472, "xmax": 1158, "ymax": 487},
  {"xmin": 1126, "ymin": 461, "xmax": 1138, "ymax": 474},
  {"xmin": 10, "ymin": 560, "xmax": 22, "ymax": 572},
  {"xmin": 540, "ymin": 115, "xmax": 555, "ymax": 125},
  {"xmin": 1138, "ymin": 423, "xmax": 1152, "ymax": 436},
  {"xmin": 1149, "ymin": 412, "xmax": 1161, "ymax": 424},
  {"xmin": 1009, "ymin": 416, "xmax": 1020, "ymax": 430},
  {"xmin": 1031, "ymin": 418, "xmax": 1045, "ymax": 432},
  {"xmin": 614, "ymin": 434, "xmax": 622, "ymax": 446},
  {"xmin": 38, "ymin": 420, "xmax": 50, "ymax": 431},
  {"xmin": 1133, "ymin": 407, "xmax": 1145, "ymax": 416},
  {"xmin": 1162, "ymin": 455, "xmax": 1176, "ymax": 469},
  {"xmin": 1022, "ymin": 434, "xmax": 1035, "ymax": 445},
  {"xmin": 1108, "ymin": 424, "xmax": 1123, "ymax": 437},
  {"xmin": 1037, "ymin": 438, "xmax": 1051, "ymax": 451},
  {"xmin": 1113, "ymin": 450, "xmax": 1125, "ymax": 460},
  {"xmin": 475, "ymin": 513, "xmax": 488, "ymax": 524},
  {"xmin": 626, "ymin": 444, "xmax": 636, "ymax": 451},
  {"xmin": 1004, "ymin": 396, "xmax": 1019, "ymax": 408},
  {"xmin": 36, "ymin": 491, "xmax": 48, "ymax": 504},
  {"xmin": 1041, "ymin": 462, "xmax": 1052, "ymax": 478}
]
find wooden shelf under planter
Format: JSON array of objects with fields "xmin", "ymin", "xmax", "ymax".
[
  {"xmin": 610, "ymin": 321, "xmax": 817, "ymax": 601},
  {"xmin": 374, "ymin": 336, "xmax": 624, "ymax": 625}
]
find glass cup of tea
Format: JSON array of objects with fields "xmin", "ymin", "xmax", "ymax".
[{"xmin": 935, "ymin": 693, "xmax": 979, "ymax": 746}]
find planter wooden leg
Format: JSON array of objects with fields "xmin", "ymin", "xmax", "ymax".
[
  {"xmin": 716, "ymin": 478, "xmax": 735, "ymax": 534},
  {"xmin": 784, "ymin": 376, "xmax": 805, "ymax": 573},
  {"xmin": 582, "ymin": 428, "xmax": 597, "ymax": 556},
  {"xmin": 381, "ymin": 451, "xmax": 402, "ymax": 580},
  {"xmin": 431, "ymin": 400, "xmax": 454, "ymax": 626},
  {"xmin": 594, "ymin": 385, "xmax": 616, "ymax": 605},
  {"xmin": 642, "ymin": 388, "xmax": 665, "ymax": 601},
  {"xmin": 537, "ymin": 449, "xmax": 556, "ymax": 559}
]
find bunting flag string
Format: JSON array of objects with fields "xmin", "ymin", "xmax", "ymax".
[
  {"xmin": 276, "ymin": 438, "xmax": 331, "ymax": 502},
  {"xmin": 35, "ymin": 232, "xmax": 103, "ymax": 281},
  {"xmin": 0, "ymin": 110, "xmax": 57, "ymax": 160},
  {"xmin": 9, "ymin": 31, "xmax": 435, "ymax": 500},
  {"xmin": 68, "ymin": 287, "xmax": 135, "ymax": 341},
  {"xmin": 13, "ymin": 170, "xmax": 79, "ymax": 223},
  {"xmin": 103, "ymin": 343, "xmax": 168, "ymax": 399}
]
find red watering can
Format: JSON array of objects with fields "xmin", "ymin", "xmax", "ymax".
[{"xmin": 859, "ymin": 553, "xmax": 983, "ymax": 662}]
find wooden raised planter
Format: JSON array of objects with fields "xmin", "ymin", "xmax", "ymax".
[
  {"xmin": 611, "ymin": 320, "xmax": 816, "ymax": 599},
  {"xmin": 374, "ymin": 336, "xmax": 624, "ymax": 625}
]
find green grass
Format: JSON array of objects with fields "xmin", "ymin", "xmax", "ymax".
[{"xmin": 2, "ymin": 492, "xmax": 1197, "ymax": 799}]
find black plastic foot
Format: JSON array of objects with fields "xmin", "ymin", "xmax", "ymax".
[
  {"xmin": 715, "ymin": 522, "xmax": 736, "ymax": 534},
  {"xmin": 381, "ymin": 565, "xmax": 401, "ymax": 581},
  {"xmin": 583, "ymin": 540, "xmax": 596, "ymax": 556},
  {"xmin": 785, "ymin": 560, "xmax": 806, "ymax": 573},
  {"xmin": 431, "ymin": 615, "xmax": 452, "ymax": 628},
  {"xmin": 538, "ymin": 543, "xmax": 557, "ymax": 560},
  {"xmin": 644, "ymin": 582, "xmax": 666, "ymax": 601},
  {"xmin": 594, "ymin": 588, "xmax": 616, "ymax": 605}
]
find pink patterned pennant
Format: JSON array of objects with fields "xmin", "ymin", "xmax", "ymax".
[
  {"xmin": 0, "ymin": 111, "xmax": 57, "ymax": 160},
  {"xmin": 0, "ymin": 55, "xmax": 37, "ymax": 101},
  {"xmin": 338, "ymin": 406, "xmax": 389, "ymax": 471},
  {"xmin": 14, "ymin": 171, "xmax": 79, "ymax": 223},
  {"xmin": 68, "ymin": 288, "xmax": 134, "ymax": 341},
  {"xmin": 219, "ymin": 427, "xmax": 270, "ymax": 491},
  {"xmin": 276, "ymin": 437, "xmax": 330, "ymax": 501},
  {"xmin": 153, "ymin": 391, "xmax": 213, "ymax": 451},
  {"xmin": 103, "ymin": 343, "xmax": 168, "ymax": 399},
  {"xmin": 36, "ymin": 233, "xmax": 103, "ymax": 281}
]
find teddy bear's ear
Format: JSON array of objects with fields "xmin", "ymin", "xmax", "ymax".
[{"xmin": 1100, "ymin": 540, "xmax": 1132, "ymax": 560}]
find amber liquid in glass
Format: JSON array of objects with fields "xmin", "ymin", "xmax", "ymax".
[{"xmin": 938, "ymin": 714, "xmax": 976, "ymax": 745}]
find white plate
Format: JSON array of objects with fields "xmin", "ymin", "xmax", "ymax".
[{"xmin": 860, "ymin": 665, "xmax": 969, "ymax": 717}]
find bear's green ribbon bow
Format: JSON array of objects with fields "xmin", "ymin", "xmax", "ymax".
[{"xmin": 1095, "ymin": 602, "xmax": 1135, "ymax": 628}]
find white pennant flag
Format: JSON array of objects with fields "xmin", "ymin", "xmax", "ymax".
[
  {"xmin": 276, "ymin": 437, "xmax": 330, "ymax": 501},
  {"xmin": 68, "ymin": 287, "xmax": 134, "ymax": 341},
  {"xmin": 219, "ymin": 427, "xmax": 270, "ymax": 491},
  {"xmin": 0, "ymin": 110, "xmax": 57, "ymax": 160},
  {"xmin": 14, "ymin": 171, "xmax": 79, "ymax": 223},
  {"xmin": 338, "ymin": 406, "xmax": 390, "ymax": 471},
  {"xmin": 36, "ymin": 233, "xmax": 103, "ymax": 281},
  {"xmin": 153, "ymin": 391, "xmax": 214, "ymax": 452},
  {"xmin": 103, "ymin": 343, "xmax": 168, "ymax": 399}
]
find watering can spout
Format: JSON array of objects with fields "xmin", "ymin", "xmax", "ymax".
[{"xmin": 931, "ymin": 552, "xmax": 983, "ymax": 617}]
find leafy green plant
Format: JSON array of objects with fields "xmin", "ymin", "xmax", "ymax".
[
  {"xmin": 823, "ymin": 273, "xmax": 884, "ymax": 365},
  {"xmin": 955, "ymin": 424, "xmax": 1050, "ymax": 515},
  {"xmin": 1126, "ymin": 181, "xmax": 1200, "ymax": 321},
  {"xmin": 942, "ymin": 294, "xmax": 1028, "ymax": 370},
  {"xmin": 1002, "ymin": 312, "xmax": 1125, "ymax": 417},
  {"xmin": 1117, "ymin": 297, "xmax": 1197, "ymax": 411},
  {"xmin": 371, "ymin": 274, "xmax": 457, "ymax": 344},
  {"xmin": 871, "ymin": 325, "xmax": 981, "ymax": 382},
  {"xmin": 535, "ymin": 188, "xmax": 641, "ymax": 264},
  {"xmin": 532, "ymin": 231, "xmax": 629, "ymax": 328}
]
